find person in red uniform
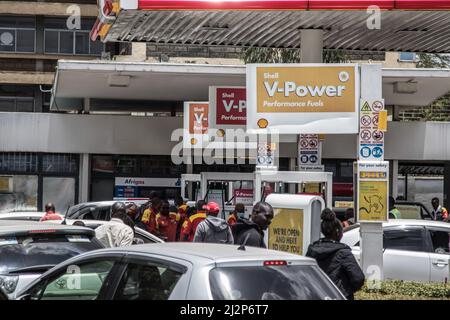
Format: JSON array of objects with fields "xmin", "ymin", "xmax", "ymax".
[
  {"xmin": 180, "ymin": 200, "xmax": 207, "ymax": 242},
  {"xmin": 175, "ymin": 196, "xmax": 188, "ymax": 240},
  {"xmin": 155, "ymin": 200, "xmax": 178, "ymax": 242},
  {"xmin": 141, "ymin": 197, "xmax": 161, "ymax": 235},
  {"xmin": 40, "ymin": 203, "xmax": 62, "ymax": 222},
  {"xmin": 227, "ymin": 203, "xmax": 245, "ymax": 226}
]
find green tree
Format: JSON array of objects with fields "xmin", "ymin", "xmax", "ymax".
[
  {"xmin": 417, "ymin": 53, "xmax": 450, "ymax": 68},
  {"xmin": 241, "ymin": 48, "xmax": 349, "ymax": 63}
]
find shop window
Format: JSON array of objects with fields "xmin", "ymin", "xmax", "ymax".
[
  {"xmin": 43, "ymin": 17, "xmax": 103, "ymax": 56},
  {"xmin": 42, "ymin": 177, "xmax": 75, "ymax": 213},
  {"xmin": 0, "ymin": 153, "xmax": 38, "ymax": 173},
  {"xmin": 0, "ymin": 16, "xmax": 35, "ymax": 53},
  {"xmin": 0, "ymin": 175, "xmax": 38, "ymax": 212},
  {"xmin": 42, "ymin": 154, "xmax": 78, "ymax": 173}
]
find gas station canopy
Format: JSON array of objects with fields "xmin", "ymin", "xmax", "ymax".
[
  {"xmin": 51, "ymin": 60, "xmax": 450, "ymax": 111},
  {"xmin": 92, "ymin": 0, "xmax": 450, "ymax": 53}
]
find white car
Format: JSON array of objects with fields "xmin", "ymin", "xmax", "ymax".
[
  {"xmin": 342, "ymin": 219, "xmax": 450, "ymax": 283},
  {"xmin": 0, "ymin": 212, "xmax": 163, "ymax": 244},
  {"xmin": 16, "ymin": 243, "xmax": 345, "ymax": 300}
]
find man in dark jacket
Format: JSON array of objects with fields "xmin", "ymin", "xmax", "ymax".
[
  {"xmin": 193, "ymin": 202, "xmax": 233, "ymax": 244},
  {"xmin": 306, "ymin": 208, "xmax": 365, "ymax": 300},
  {"xmin": 233, "ymin": 202, "xmax": 274, "ymax": 248}
]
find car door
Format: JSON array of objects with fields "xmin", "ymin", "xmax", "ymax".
[
  {"xmin": 426, "ymin": 227, "xmax": 450, "ymax": 283},
  {"xmin": 111, "ymin": 254, "xmax": 191, "ymax": 300},
  {"xmin": 21, "ymin": 256, "xmax": 123, "ymax": 300},
  {"xmin": 383, "ymin": 226, "xmax": 430, "ymax": 282}
]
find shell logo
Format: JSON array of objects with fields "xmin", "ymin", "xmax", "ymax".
[
  {"xmin": 190, "ymin": 138, "xmax": 198, "ymax": 145},
  {"xmin": 216, "ymin": 129, "xmax": 225, "ymax": 137},
  {"xmin": 257, "ymin": 118, "xmax": 269, "ymax": 128}
]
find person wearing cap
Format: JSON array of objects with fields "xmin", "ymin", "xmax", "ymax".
[
  {"xmin": 180, "ymin": 200, "xmax": 207, "ymax": 242},
  {"xmin": 227, "ymin": 203, "xmax": 245, "ymax": 226},
  {"xmin": 194, "ymin": 201, "xmax": 234, "ymax": 244}
]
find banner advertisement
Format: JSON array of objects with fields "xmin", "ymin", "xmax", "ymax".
[
  {"xmin": 233, "ymin": 189, "xmax": 253, "ymax": 206},
  {"xmin": 268, "ymin": 208, "xmax": 304, "ymax": 255},
  {"xmin": 183, "ymin": 102, "xmax": 209, "ymax": 149},
  {"xmin": 247, "ymin": 64, "xmax": 359, "ymax": 134}
]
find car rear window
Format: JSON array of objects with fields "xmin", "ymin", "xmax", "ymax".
[
  {"xmin": 209, "ymin": 265, "xmax": 343, "ymax": 300},
  {"xmin": 0, "ymin": 234, "xmax": 103, "ymax": 274}
]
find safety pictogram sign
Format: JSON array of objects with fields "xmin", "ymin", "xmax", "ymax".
[
  {"xmin": 359, "ymin": 99, "xmax": 385, "ymax": 161},
  {"xmin": 298, "ymin": 134, "xmax": 320, "ymax": 166}
]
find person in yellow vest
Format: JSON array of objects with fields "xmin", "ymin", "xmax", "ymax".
[
  {"xmin": 227, "ymin": 203, "xmax": 245, "ymax": 226},
  {"xmin": 389, "ymin": 196, "xmax": 400, "ymax": 219}
]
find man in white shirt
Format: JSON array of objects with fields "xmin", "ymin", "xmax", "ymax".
[{"xmin": 95, "ymin": 202, "xmax": 134, "ymax": 248}]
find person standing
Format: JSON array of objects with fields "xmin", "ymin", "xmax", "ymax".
[
  {"xmin": 227, "ymin": 203, "xmax": 245, "ymax": 226},
  {"xmin": 179, "ymin": 200, "xmax": 207, "ymax": 242},
  {"xmin": 388, "ymin": 196, "xmax": 400, "ymax": 219},
  {"xmin": 431, "ymin": 197, "xmax": 448, "ymax": 221},
  {"xmin": 95, "ymin": 202, "xmax": 134, "ymax": 248},
  {"xmin": 40, "ymin": 203, "xmax": 62, "ymax": 222},
  {"xmin": 233, "ymin": 202, "xmax": 274, "ymax": 248},
  {"xmin": 141, "ymin": 197, "xmax": 161, "ymax": 234},
  {"xmin": 342, "ymin": 208, "xmax": 355, "ymax": 228},
  {"xmin": 155, "ymin": 200, "xmax": 178, "ymax": 242},
  {"xmin": 194, "ymin": 202, "xmax": 233, "ymax": 244},
  {"xmin": 306, "ymin": 208, "xmax": 365, "ymax": 300}
]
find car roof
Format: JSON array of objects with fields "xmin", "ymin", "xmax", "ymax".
[
  {"xmin": 349, "ymin": 219, "xmax": 450, "ymax": 229},
  {"xmin": 0, "ymin": 220, "xmax": 95, "ymax": 235},
  {"xmin": 95, "ymin": 242, "xmax": 316, "ymax": 264},
  {"xmin": 0, "ymin": 212, "xmax": 49, "ymax": 218}
]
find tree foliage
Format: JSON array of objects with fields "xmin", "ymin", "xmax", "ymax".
[
  {"xmin": 417, "ymin": 53, "xmax": 450, "ymax": 68},
  {"xmin": 241, "ymin": 47, "xmax": 349, "ymax": 63}
]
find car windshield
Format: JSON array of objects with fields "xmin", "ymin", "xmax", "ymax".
[
  {"xmin": 0, "ymin": 234, "xmax": 103, "ymax": 274},
  {"xmin": 209, "ymin": 265, "xmax": 343, "ymax": 300}
]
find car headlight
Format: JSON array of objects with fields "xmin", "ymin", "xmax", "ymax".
[{"xmin": 0, "ymin": 275, "xmax": 19, "ymax": 294}]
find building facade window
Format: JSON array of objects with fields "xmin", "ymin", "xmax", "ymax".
[
  {"xmin": 44, "ymin": 17, "xmax": 103, "ymax": 56},
  {"xmin": 0, "ymin": 153, "xmax": 79, "ymax": 213},
  {"xmin": 0, "ymin": 85, "xmax": 37, "ymax": 112},
  {"xmin": 0, "ymin": 16, "xmax": 36, "ymax": 53}
]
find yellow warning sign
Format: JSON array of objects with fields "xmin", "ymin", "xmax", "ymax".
[
  {"xmin": 361, "ymin": 101, "xmax": 371, "ymax": 112},
  {"xmin": 268, "ymin": 208, "xmax": 303, "ymax": 255},
  {"xmin": 358, "ymin": 180, "xmax": 388, "ymax": 222},
  {"xmin": 378, "ymin": 110, "xmax": 388, "ymax": 132}
]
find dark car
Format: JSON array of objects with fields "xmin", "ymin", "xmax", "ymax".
[
  {"xmin": 66, "ymin": 200, "xmax": 149, "ymax": 221},
  {"xmin": 0, "ymin": 220, "xmax": 104, "ymax": 299}
]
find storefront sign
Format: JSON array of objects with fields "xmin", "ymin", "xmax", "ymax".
[
  {"xmin": 268, "ymin": 208, "xmax": 304, "ymax": 255},
  {"xmin": 183, "ymin": 101, "xmax": 209, "ymax": 148},
  {"xmin": 357, "ymin": 161, "xmax": 389, "ymax": 222},
  {"xmin": 233, "ymin": 189, "xmax": 253, "ymax": 206},
  {"xmin": 115, "ymin": 177, "xmax": 180, "ymax": 187},
  {"xmin": 358, "ymin": 99, "xmax": 385, "ymax": 160},
  {"xmin": 209, "ymin": 86, "xmax": 246, "ymax": 128},
  {"xmin": 247, "ymin": 64, "xmax": 359, "ymax": 134}
]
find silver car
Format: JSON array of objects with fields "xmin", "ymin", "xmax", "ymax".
[
  {"xmin": 16, "ymin": 243, "xmax": 344, "ymax": 300},
  {"xmin": 0, "ymin": 220, "xmax": 103, "ymax": 299}
]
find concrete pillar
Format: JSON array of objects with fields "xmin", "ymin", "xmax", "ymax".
[
  {"xmin": 300, "ymin": 29, "xmax": 323, "ymax": 63},
  {"xmin": 84, "ymin": 97, "xmax": 90, "ymax": 114},
  {"xmin": 289, "ymin": 158, "xmax": 296, "ymax": 193},
  {"xmin": 79, "ymin": 154, "xmax": 90, "ymax": 203},
  {"xmin": 444, "ymin": 162, "xmax": 450, "ymax": 210},
  {"xmin": 359, "ymin": 64, "xmax": 384, "ymax": 282},
  {"xmin": 390, "ymin": 160, "xmax": 398, "ymax": 199},
  {"xmin": 187, "ymin": 162, "xmax": 193, "ymax": 200}
]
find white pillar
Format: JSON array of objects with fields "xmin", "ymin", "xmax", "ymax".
[
  {"xmin": 300, "ymin": 29, "xmax": 323, "ymax": 63},
  {"xmin": 79, "ymin": 153, "xmax": 90, "ymax": 203},
  {"xmin": 359, "ymin": 64, "xmax": 384, "ymax": 281},
  {"xmin": 391, "ymin": 160, "xmax": 399, "ymax": 199},
  {"xmin": 289, "ymin": 158, "xmax": 296, "ymax": 193}
]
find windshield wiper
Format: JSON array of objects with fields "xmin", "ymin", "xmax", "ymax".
[{"xmin": 8, "ymin": 264, "xmax": 56, "ymax": 274}]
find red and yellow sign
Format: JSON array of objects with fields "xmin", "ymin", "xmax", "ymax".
[{"xmin": 188, "ymin": 103, "xmax": 208, "ymax": 134}]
